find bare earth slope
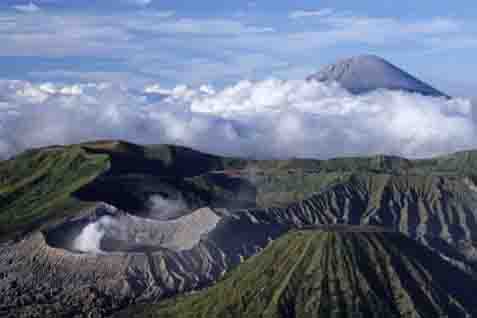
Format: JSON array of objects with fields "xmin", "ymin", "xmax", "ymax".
[
  {"xmin": 3, "ymin": 141, "xmax": 477, "ymax": 316},
  {"xmin": 119, "ymin": 228, "xmax": 477, "ymax": 318}
]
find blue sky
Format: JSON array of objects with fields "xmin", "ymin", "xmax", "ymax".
[
  {"xmin": 1, "ymin": 1, "xmax": 477, "ymax": 159},
  {"xmin": 1, "ymin": 0, "xmax": 477, "ymax": 96}
]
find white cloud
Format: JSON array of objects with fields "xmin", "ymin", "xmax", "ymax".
[
  {"xmin": 146, "ymin": 10, "xmax": 175, "ymax": 18},
  {"xmin": 0, "ymin": 13, "xmax": 275, "ymax": 60},
  {"xmin": 13, "ymin": 2, "xmax": 40, "ymax": 13},
  {"xmin": 0, "ymin": 14, "xmax": 132, "ymax": 57},
  {"xmin": 0, "ymin": 8, "xmax": 474, "ymax": 89},
  {"xmin": 321, "ymin": 15, "xmax": 460, "ymax": 38},
  {"xmin": 149, "ymin": 18, "xmax": 275, "ymax": 35},
  {"xmin": 289, "ymin": 9, "xmax": 334, "ymax": 19},
  {"xmin": 283, "ymin": 15, "xmax": 465, "ymax": 51},
  {"xmin": 0, "ymin": 6, "xmax": 475, "ymax": 93},
  {"xmin": 0, "ymin": 78, "xmax": 475, "ymax": 160},
  {"xmin": 123, "ymin": 0, "xmax": 152, "ymax": 6},
  {"xmin": 144, "ymin": 83, "xmax": 171, "ymax": 95}
]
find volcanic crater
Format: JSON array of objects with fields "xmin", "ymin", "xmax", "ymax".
[{"xmin": 45, "ymin": 203, "xmax": 222, "ymax": 254}]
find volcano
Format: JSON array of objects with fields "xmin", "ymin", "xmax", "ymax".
[
  {"xmin": 120, "ymin": 227, "xmax": 477, "ymax": 318},
  {"xmin": 4, "ymin": 141, "xmax": 477, "ymax": 316},
  {"xmin": 308, "ymin": 55, "xmax": 449, "ymax": 97}
]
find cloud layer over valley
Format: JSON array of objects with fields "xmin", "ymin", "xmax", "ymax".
[{"xmin": 0, "ymin": 78, "xmax": 475, "ymax": 159}]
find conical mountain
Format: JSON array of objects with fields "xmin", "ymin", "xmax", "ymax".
[
  {"xmin": 308, "ymin": 55, "xmax": 449, "ymax": 97},
  {"xmin": 119, "ymin": 227, "xmax": 477, "ymax": 318},
  {"xmin": 5, "ymin": 141, "xmax": 477, "ymax": 316}
]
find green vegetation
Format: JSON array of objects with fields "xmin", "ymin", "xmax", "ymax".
[
  {"xmin": 253, "ymin": 171, "xmax": 351, "ymax": 207},
  {"xmin": 4, "ymin": 140, "xmax": 477, "ymax": 316},
  {"xmin": 3, "ymin": 139, "xmax": 477, "ymax": 242},
  {"xmin": 0, "ymin": 146, "xmax": 110, "ymax": 240},
  {"xmin": 118, "ymin": 229, "xmax": 477, "ymax": 318}
]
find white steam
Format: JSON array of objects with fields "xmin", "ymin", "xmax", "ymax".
[
  {"xmin": 72, "ymin": 195, "xmax": 190, "ymax": 253},
  {"xmin": 71, "ymin": 204, "xmax": 220, "ymax": 253},
  {"xmin": 0, "ymin": 78, "xmax": 476, "ymax": 159},
  {"xmin": 148, "ymin": 195, "xmax": 188, "ymax": 220},
  {"xmin": 72, "ymin": 216, "xmax": 123, "ymax": 253}
]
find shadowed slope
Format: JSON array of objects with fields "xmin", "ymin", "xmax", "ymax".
[
  {"xmin": 5, "ymin": 141, "xmax": 477, "ymax": 316},
  {"xmin": 120, "ymin": 228, "xmax": 477, "ymax": 318}
]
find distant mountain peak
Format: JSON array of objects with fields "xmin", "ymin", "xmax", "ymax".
[{"xmin": 308, "ymin": 55, "xmax": 449, "ymax": 97}]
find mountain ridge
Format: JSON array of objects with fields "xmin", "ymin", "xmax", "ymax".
[
  {"xmin": 119, "ymin": 228, "xmax": 477, "ymax": 318},
  {"xmin": 3, "ymin": 140, "xmax": 477, "ymax": 316}
]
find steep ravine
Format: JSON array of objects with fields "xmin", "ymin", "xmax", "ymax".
[
  {"xmin": 119, "ymin": 229, "xmax": 477, "ymax": 318},
  {"xmin": 3, "ymin": 172, "xmax": 477, "ymax": 316},
  {"xmin": 4, "ymin": 142, "xmax": 477, "ymax": 316}
]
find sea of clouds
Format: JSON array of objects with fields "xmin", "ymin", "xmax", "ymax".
[{"xmin": 0, "ymin": 78, "xmax": 475, "ymax": 160}]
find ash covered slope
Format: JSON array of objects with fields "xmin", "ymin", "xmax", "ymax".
[
  {"xmin": 120, "ymin": 228, "xmax": 477, "ymax": 318},
  {"xmin": 308, "ymin": 55, "xmax": 449, "ymax": 97},
  {"xmin": 3, "ymin": 139, "xmax": 477, "ymax": 243},
  {"xmin": 5, "ymin": 141, "xmax": 477, "ymax": 316},
  {"xmin": 0, "ymin": 140, "xmax": 251, "ymax": 243}
]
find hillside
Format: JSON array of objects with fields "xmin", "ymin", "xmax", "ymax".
[
  {"xmin": 3, "ymin": 141, "xmax": 477, "ymax": 316},
  {"xmin": 119, "ymin": 228, "xmax": 477, "ymax": 318},
  {"xmin": 0, "ymin": 145, "xmax": 110, "ymax": 240},
  {"xmin": 3, "ymin": 140, "xmax": 477, "ymax": 243},
  {"xmin": 3, "ymin": 139, "xmax": 477, "ymax": 243}
]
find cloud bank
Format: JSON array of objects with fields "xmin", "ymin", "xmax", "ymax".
[
  {"xmin": 13, "ymin": 2, "xmax": 41, "ymax": 13},
  {"xmin": 2, "ymin": 8, "xmax": 477, "ymax": 87},
  {"xmin": 0, "ymin": 78, "xmax": 475, "ymax": 160}
]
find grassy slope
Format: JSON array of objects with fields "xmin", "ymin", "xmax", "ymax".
[
  {"xmin": 119, "ymin": 231, "xmax": 316, "ymax": 318},
  {"xmin": 119, "ymin": 229, "xmax": 477, "ymax": 318},
  {"xmin": 0, "ymin": 140, "xmax": 246, "ymax": 241},
  {"xmin": 0, "ymin": 146, "xmax": 110, "ymax": 240},
  {"xmin": 2, "ymin": 140, "xmax": 477, "ymax": 242}
]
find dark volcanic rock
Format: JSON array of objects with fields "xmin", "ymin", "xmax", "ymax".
[{"xmin": 4, "ymin": 141, "xmax": 477, "ymax": 316}]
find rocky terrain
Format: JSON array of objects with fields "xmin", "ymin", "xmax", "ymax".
[
  {"xmin": 119, "ymin": 227, "xmax": 477, "ymax": 318},
  {"xmin": 3, "ymin": 141, "xmax": 477, "ymax": 316}
]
